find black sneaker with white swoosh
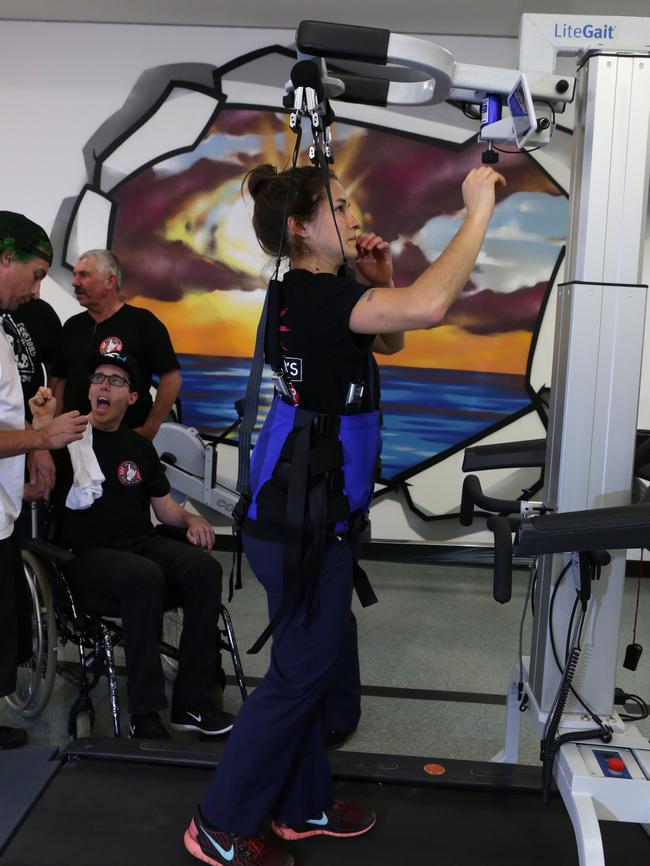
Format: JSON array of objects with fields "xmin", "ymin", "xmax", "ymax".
[
  {"xmin": 128, "ymin": 712, "xmax": 171, "ymax": 740},
  {"xmin": 185, "ymin": 808, "xmax": 294, "ymax": 866},
  {"xmin": 170, "ymin": 703, "xmax": 235, "ymax": 735}
]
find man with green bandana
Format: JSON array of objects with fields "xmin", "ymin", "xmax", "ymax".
[{"xmin": 0, "ymin": 211, "xmax": 88, "ymax": 748}]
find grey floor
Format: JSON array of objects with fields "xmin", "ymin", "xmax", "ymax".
[{"xmin": 1, "ymin": 554, "xmax": 649, "ymax": 765}]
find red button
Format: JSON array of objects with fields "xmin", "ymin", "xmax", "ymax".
[{"xmin": 608, "ymin": 756, "xmax": 625, "ymax": 774}]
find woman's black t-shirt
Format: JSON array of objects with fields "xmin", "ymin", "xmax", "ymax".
[{"xmin": 275, "ymin": 269, "xmax": 379, "ymax": 414}]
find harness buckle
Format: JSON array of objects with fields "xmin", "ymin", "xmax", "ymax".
[
  {"xmin": 272, "ymin": 371, "xmax": 291, "ymax": 399},
  {"xmin": 345, "ymin": 381, "xmax": 365, "ymax": 411}
]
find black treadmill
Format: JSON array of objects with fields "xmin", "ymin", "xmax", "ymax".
[
  {"xmin": 5, "ymin": 444, "xmax": 650, "ymax": 865},
  {"xmin": 2, "ymin": 737, "xmax": 648, "ymax": 865}
]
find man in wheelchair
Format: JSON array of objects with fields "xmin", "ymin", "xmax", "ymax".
[{"xmin": 33, "ymin": 351, "xmax": 235, "ymax": 740}]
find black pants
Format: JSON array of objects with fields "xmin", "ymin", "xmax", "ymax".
[
  {"xmin": 65, "ymin": 535, "xmax": 223, "ymax": 715},
  {"xmin": 0, "ymin": 531, "xmax": 32, "ymax": 698}
]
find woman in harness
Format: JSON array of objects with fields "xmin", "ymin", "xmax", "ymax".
[{"xmin": 185, "ymin": 161, "xmax": 506, "ymax": 866}]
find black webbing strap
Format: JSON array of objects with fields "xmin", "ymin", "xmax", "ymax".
[
  {"xmin": 353, "ymin": 561, "xmax": 378, "ymax": 607},
  {"xmin": 236, "ymin": 285, "xmax": 273, "ymax": 495},
  {"xmin": 226, "ymin": 537, "xmax": 243, "ymax": 603},
  {"xmin": 247, "ymin": 583, "xmax": 301, "ymax": 655},
  {"xmin": 284, "ymin": 421, "xmax": 312, "ymax": 595},
  {"xmin": 300, "ymin": 475, "xmax": 329, "ymax": 628}
]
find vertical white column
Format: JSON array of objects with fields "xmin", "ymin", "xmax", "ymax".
[{"xmin": 530, "ymin": 53, "xmax": 650, "ymax": 713}]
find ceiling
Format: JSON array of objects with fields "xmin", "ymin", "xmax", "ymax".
[{"xmin": 1, "ymin": 0, "xmax": 649, "ymax": 39}]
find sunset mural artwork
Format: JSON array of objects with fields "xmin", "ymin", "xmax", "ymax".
[{"xmin": 110, "ymin": 107, "xmax": 567, "ymax": 481}]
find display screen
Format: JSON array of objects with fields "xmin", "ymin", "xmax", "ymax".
[
  {"xmin": 509, "ymin": 84, "xmax": 532, "ymax": 141},
  {"xmin": 507, "ymin": 77, "xmax": 535, "ymax": 147}
]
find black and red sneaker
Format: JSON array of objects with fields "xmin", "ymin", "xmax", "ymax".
[
  {"xmin": 185, "ymin": 809, "xmax": 294, "ymax": 866},
  {"xmin": 271, "ymin": 800, "xmax": 376, "ymax": 840}
]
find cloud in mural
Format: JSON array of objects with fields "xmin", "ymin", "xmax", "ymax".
[
  {"xmin": 444, "ymin": 282, "xmax": 548, "ymax": 335},
  {"xmin": 113, "ymin": 158, "xmax": 263, "ymax": 300}
]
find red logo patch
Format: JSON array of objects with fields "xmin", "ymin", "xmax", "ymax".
[
  {"xmin": 117, "ymin": 460, "xmax": 142, "ymax": 486},
  {"xmin": 99, "ymin": 336, "xmax": 124, "ymax": 354}
]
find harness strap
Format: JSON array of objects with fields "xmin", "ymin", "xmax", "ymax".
[
  {"xmin": 247, "ymin": 587, "xmax": 301, "ymax": 655},
  {"xmin": 353, "ymin": 561, "xmax": 378, "ymax": 608},
  {"xmin": 299, "ymin": 475, "xmax": 329, "ymax": 628},
  {"xmin": 284, "ymin": 421, "xmax": 311, "ymax": 595},
  {"xmin": 247, "ymin": 417, "xmax": 317, "ymax": 654},
  {"xmin": 236, "ymin": 283, "xmax": 273, "ymax": 495},
  {"xmin": 257, "ymin": 480, "xmax": 349, "ymax": 525}
]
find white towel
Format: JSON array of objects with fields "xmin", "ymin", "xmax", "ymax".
[{"xmin": 65, "ymin": 425, "xmax": 105, "ymax": 510}]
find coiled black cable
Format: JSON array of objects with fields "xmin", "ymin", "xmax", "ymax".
[{"xmin": 542, "ymin": 725, "xmax": 612, "ymax": 805}]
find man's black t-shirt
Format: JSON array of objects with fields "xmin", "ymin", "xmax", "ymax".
[
  {"xmin": 3, "ymin": 300, "xmax": 63, "ymax": 418},
  {"xmin": 51, "ymin": 304, "xmax": 180, "ymax": 428},
  {"xmin": 54, "ymin": 425, "xmax": 170, "ymax": 549},
  {"xmin": 275, "ymin": 269, "xmax": 379, "ymax": 414}
]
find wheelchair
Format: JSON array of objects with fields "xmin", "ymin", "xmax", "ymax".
[{"xmin": 4, "ymin": 529, "xmax": 248, "ymax": 739}]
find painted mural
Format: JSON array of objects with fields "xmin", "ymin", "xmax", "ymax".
[{"xmin": 109, "ymin": 106, "xmax": 567, "ymax": 481}]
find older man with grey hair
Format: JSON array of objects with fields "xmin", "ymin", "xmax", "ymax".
[{"xmin": 52, "ymin": 249, "xmax": 182, "ymax": 440}]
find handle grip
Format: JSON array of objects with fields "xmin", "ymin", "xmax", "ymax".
[
  {"xmin": 459, "ymin": 474, "xmax": 523, "ymax": 526},
  {"xmin": 487, "ymin": 516, "xmax": 513, "ymax": 604}
]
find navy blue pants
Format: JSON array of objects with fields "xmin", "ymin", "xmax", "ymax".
[{"xmin": 201, "ymin": 534, "xmax": 360, "ymax": 837}]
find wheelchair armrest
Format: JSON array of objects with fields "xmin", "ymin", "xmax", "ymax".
[
  {"xmin": 154, "ymin": 522, "xmax": 221, "ymax": 552},
  {"xmin": 23, "ymin": 537, "xmax": 75, "ymax": 565},
  {"xmin": 155, "ymin": 524, "xmax": 193, "ymax": 545}
]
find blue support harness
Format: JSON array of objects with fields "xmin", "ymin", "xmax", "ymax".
[
  {"xmin": 248, "ymin": 397, "xmax": 381, "ymax": 528},
  {"xmin": 240, "ymin": 393, "xmax": 381, "ymax": 654}
]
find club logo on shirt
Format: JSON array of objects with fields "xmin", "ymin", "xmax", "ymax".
[
  {"xmin": 118, "ymin": 460, "xmax": 142, "ymax": 486},
  {"xmin": 100, "ymin": 336, "xmax": 124, "ymax": 355}
]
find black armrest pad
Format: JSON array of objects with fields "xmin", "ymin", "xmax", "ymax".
[
  {"xmin": 154, "ymin": 524, "xmax": 190, "ymax": 544},
  {"xmin": 23, "ymin": 538, "xmax": 75, "ymax": 565}
]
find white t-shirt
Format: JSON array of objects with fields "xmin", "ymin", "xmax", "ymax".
[{"xmin": 0, "ymin": 321, "xmax": 25, "ymax": 539}]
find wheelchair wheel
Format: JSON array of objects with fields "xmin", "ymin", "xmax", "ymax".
[
  {"xmin": 160, "ymin": 608, "xmax": 182, "ymax": 681},
  {"xmin": 4, "ymin": 550, "xmax": 58, "ymax": 717}
]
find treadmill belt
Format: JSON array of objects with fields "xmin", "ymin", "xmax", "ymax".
[{"xmin": 2, "ymin": 757, "xmax": 648, "ymax": 865}]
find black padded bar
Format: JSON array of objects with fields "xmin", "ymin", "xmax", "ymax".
[
  {"xmin": 463, "ymin": 432, "xmax": 650, "ymax": 474},
  {"xmin": 462, "ymin": 439, "xmax": 546, "ymax": 472},
  {"xmin": 336, "ymin": 73, "xmax": 390, "ymax": 107},
  {"xmin": 24, "ymin": 538, "xmax": 74, "ymax": 565},
  {"xmin": 297, "ymin": 20, "xmax": 391, "ymax": 65},
  {"xmin": 516, "ymin": 503, "xmax": 650, "ymax": 556}
]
